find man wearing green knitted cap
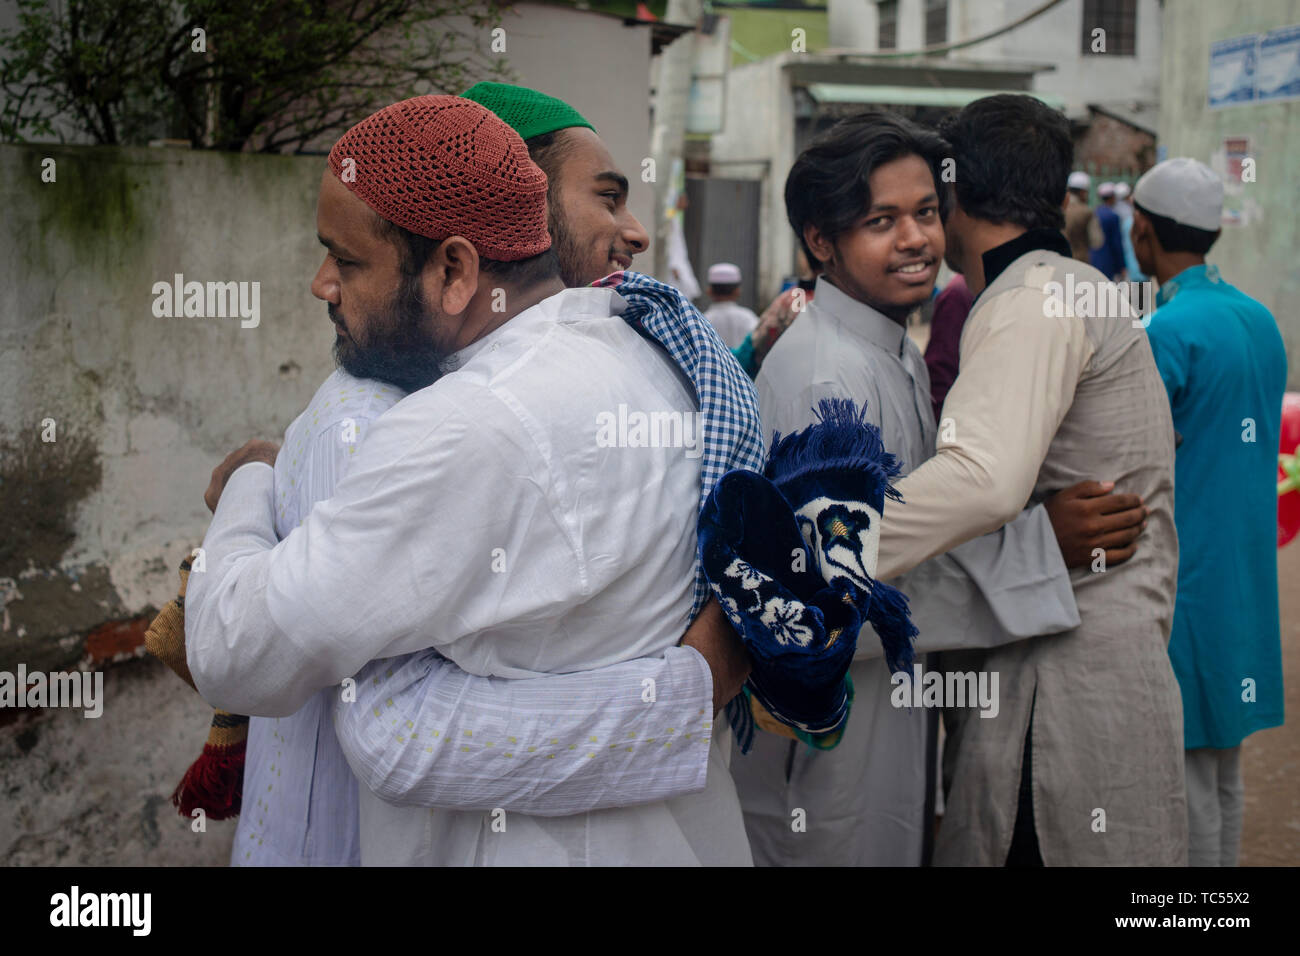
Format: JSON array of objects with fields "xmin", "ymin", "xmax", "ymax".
[{"xmin": 462, "ymin": 81, "xmax": 650, "ymax": 288}]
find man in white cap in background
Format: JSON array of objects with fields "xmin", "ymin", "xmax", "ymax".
[
  {"xmin": 703, "ymin": 262, "xmax": 760, "ymax": 349},
  {"xmin": 1063, "ymin": 170, "xmax": 1097, "ymax": 262},
  {"xmin": 1113, "ymin": 180, "xmax": 1134, "ymax": 220},
  {"xmin": 1133, "ymin": 157, "xmax": 1288, "ymax": 867},
  {"xmin": 1089, "ymin": 181, "xmax": 1126, "ymax": 279}
]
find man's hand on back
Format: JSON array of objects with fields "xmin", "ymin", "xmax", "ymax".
[
  {"xmin": 1045, "ymin": 479, "xmax": 1148, "ymax": 569},
  {"xmin": 681, "ymin": 598, "xmax": 751, "ymax": 717},
  {"xmin": 204, "ymin": 440, "xmax": 280, "ymax": 513}
]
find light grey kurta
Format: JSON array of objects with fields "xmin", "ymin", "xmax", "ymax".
[{"xmin": 733, "ymin": 278, "xmax": 1079, "ymax": 866}]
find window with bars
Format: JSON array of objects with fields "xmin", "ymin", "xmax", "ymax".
[
  {"xmin": 925, "ymin": 0, "xmax": 948, "ymax": 48},
  {"xmin": 1082, "ymin": 0, "xmax": 1137, "ymax": 56},
  {"xmin": 879, "ymin": 0, "xmax": 898, "ymax": 51}
]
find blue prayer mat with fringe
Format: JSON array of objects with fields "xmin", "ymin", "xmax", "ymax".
[{"xmin": 699, "ymin": 398, "xmax": 919, "ymax": 753}]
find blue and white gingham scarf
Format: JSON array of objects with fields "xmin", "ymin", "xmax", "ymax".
[{"xmin": 595, "ymin": 270, "xmax": 767, "ymax": 616}]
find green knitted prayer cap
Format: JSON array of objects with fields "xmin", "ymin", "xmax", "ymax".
[{"xmin": 460, "ymin": 82, "xmax": 595, "ymax": 143}]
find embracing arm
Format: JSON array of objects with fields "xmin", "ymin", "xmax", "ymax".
[
  {"xmin": 334, "ymin": 595, "xmax": 748, "ymax": 814},
  {"xmin": 185, "ymin": 393, "xmax": 578, "ymax": 716},
  {"xmin": 332, "ymin": 598, "xmax": 749, "ymax": 814},
  {"xmin": 334, "ymin": 645, "xmax": 715, "ymax": 815},
  {"xmin": 878, "ymin": 285, "xmax": 1094, "ymax": 579}
]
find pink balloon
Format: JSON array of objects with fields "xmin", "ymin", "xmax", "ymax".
[{"xmin": 1279, "ymin": 392, "xmax": 1300, "ymax": 549}]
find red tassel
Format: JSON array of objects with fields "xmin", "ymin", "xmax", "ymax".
[{"xmin": 172, "ymin": 743, "xmax": 245, "ymax": 820}]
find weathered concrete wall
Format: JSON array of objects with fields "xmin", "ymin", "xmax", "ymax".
[
  {"xmin": 0, "ymin": 658, "xmax": 236, "ymax": 865},
  {"xmin": 0, "ymin": 143, "xmax": 336, "ymax": 863},
  {"xmin": 1, "ymin": 144, "xmax": 334, "ymax": 660},
  {"xmin": 1158, "ymin": 0, "xmax": 1300, "ymax": 390}
]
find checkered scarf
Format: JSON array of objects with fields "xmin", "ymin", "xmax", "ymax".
[{"xmin": 594, "ymin": 271, "xmax": 767, "ymax": 615}]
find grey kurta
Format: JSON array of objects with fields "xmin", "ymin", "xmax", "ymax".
[
  {"xmin": 732, "ymin": 278, "xmax": 1078, "ymax": 866},
  {"xmin": 920, "ymin": 250, "xmax": 1186, "ymax": 866}
]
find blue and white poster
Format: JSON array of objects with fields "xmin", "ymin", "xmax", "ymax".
[
  {"xmin": 1257, "ymin": 24, "xmax": 1300, "ymax": 102},
  {"xmin": 1208, "ymin": 34, "xmax": 1258, "ymax": 108}
]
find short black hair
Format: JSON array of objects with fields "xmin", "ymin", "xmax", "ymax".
[
  {"xmin": 1133, "ymin": 201, "xmax": 1220, "ymax": 255},
  {"xmin": 524, "ymin": 129, "xmax": 573, "ymax": 186},
  {"xmin": 375, "ymin": 216, "xmax": 559, "ymax": 287},
  {"xmin": 784, "ymin": 110, "xmax": 950, "ymax": 271},
  {"xmin": 938, "ymin": 94, "xmax": 1072, "ymax": 232},
  {"xmin": 525, "ymin": 129, "xmax": 579, "ymax": 224},
  {"xmin": 710, "ymin": 282, "xmax": 739, "ymax": 297}
]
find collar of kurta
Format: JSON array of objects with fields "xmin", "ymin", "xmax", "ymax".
[
  {"xmin": 1155, "ymin": 262, "xmax": 1220, "ymax": 309},
  {"xmin": 810, "ymin": 276, "xmax": 908, "ymax": 358},
  {"xmin": 437, "ymin": 286, "xmax": 617, "ymax": 373},
  {"xmin": 980, "ymin": 227, "xmax": 1074, "ymax": 291}
]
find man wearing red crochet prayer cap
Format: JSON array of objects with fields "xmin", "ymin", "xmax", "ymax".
[
  {"xmin": 181, "ymin": 95, "xmax": 759, "ymax": 865},
  {"xmin": 317, "ymin": 94, "xmax": 556, "ymax": 393}
]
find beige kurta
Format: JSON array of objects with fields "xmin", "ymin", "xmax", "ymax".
[{"xmin": 879, "ymin": 244, "xmax": 1187, "ymax": 866}]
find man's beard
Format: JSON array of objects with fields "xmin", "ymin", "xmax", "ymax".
[
  {"xmin": 548, "ymin": 210, "xmax": 589, "ymax": 287},
  {"xmin": 332, "ymin": 274, "xmax": 445, "ymax": 393}
]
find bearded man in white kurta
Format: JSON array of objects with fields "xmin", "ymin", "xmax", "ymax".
[{"xmin": 185, "ymin": 96, "xmax": 752, "ymax": 865}]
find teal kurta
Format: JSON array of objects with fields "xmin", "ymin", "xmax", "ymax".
[{"xmin": 1145, "ymin": 263, "xmax": 1288, "ymax": 749}]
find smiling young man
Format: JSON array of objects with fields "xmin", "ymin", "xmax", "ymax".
[
  {"xmin": 739, "ymin": 110, "xmax": 1144, "ymax": 867},
  {"xmin": 461, "ymin": 82, "xmax": 648, "ymax": 287}
]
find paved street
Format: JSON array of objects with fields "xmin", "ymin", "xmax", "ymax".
[{"xmin": 1240, "ymin": 539, "xmax": 1299, "ymax": 866}]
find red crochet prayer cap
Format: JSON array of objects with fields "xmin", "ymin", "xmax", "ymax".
[{"xmin": 328, "ymin": 95, "xmax": 550, "ymax": 262}]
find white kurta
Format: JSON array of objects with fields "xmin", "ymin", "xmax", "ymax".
[
  {"xmin": 236, "ymin": 370, "xmax": 718, "ymax": 865},
  {"xmin": 736, "ymin": 277, "xmax": 1077, "ymax": 866},
  {"xmin": 235, "ymin": 370, "xmax": 401, "ymax": 866},
  {"xmin": 186, "ymin": 287, "xmax": 752, "ymax": 866}
]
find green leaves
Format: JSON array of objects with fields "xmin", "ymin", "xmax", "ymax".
[{"xmin": 1, "ymin": 0, "xmax": 512, "ymax": 152}]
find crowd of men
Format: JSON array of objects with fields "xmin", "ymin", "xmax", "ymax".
[{"xmin": 163, "ymin": 82, "xmax": 1286, "ymax": 867}]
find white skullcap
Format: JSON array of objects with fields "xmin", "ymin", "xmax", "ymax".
[
  {"xmin": 1114, "ymin": 181, "xmax": 1131, "ymax": 199},
  {"xmin": 707, "ymin": 262, "xmax": 742, "ymax": 284},
  {"xmin": 1067, "ymin": 171, "xmax": 1091, "ymax": 190},
  {"xmin": 1132, "ymin": 157, "xmax": 1223, "ymax": 232},
  {"xmin": 1097, "ymin": 182, "xmax": 1116, "ymax": 197}
]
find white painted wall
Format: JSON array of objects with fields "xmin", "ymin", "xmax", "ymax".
[
  {"xmin": 829, "ymin": 0, "xmax": 880, "ymax": 51},
  {"xmin": 1158, "ymin": 0, "xmax": 1300, "ymax": 389},
  {"xmin": 498, "ymin": 3, "xmax": 656, "ymax": 246},
  {"xmin": 707, "ymin": 56, "xmax": 798, "ymax": 302},
  {"xmin": 948, "ymin": 0, "xmax": 1162, "ymax": 118}
]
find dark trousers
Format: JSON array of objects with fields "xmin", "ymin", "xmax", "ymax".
[{"xmin": 1006, "ymin": 705, "xmax": 1044, "ymax": 867}]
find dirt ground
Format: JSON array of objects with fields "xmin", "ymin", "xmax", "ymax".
[{"xmin": 1239, "ymin": 539, "xmax": 1299, "ymax": 866}]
